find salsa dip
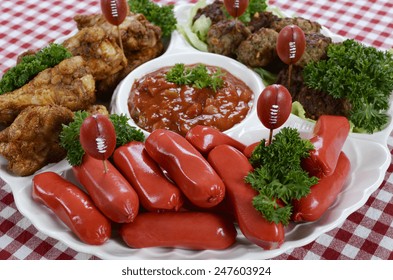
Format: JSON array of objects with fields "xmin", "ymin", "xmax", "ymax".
[{"xmin": 128, "ymin": 64, "xmax": 254, "ymax": 136}]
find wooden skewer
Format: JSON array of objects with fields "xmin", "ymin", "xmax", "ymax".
[
  {"xmin": 117, "ymin": 25, "xmax": 124, "ymax": 54},
  {"xmin": 103, "ymin": 159, "xmax": 109, "ymax": 174}
]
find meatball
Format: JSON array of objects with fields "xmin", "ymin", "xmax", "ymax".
[
  {"xmin": 295, "ymin": 32, "xmax": 332, "ymax": 67},
  {"xmin": 235, "ymin": 28, "xmax": 278, "ymax": 67},
  {"xmin": 207, "ymin": 19, "xmax": 251, "ymax": 58},
  {"xmin": 275, "ymin": 66, "xmax": 351, "ymax": 120},
  {"xmin": 193, "ymin": 0, "xmax": 225, "ymax": 24},
  {"xmin": 276, "ymin": 65, "xmax": 305, "ymax": 98},
  {"xmin": 248, "ymin": 11, "xmax": 279, "ymax": 33},
  {"xmin": 296, "ymin": 87, "xmax": 351, "ymax": 120},
  {"xmin": 271, "ymin": 17, "xmax": 321, "ymax": 33}
]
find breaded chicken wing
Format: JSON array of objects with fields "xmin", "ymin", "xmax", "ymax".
[
  {"xmin": 74, "ymin": 13, "xmax": 162, "ymax": 52},
  {"xmin": 0, "ymin": 56, "xmax": 96, "ymax": 125},
  {"xmin": 0, "ymin": 105, "xmax": 74, "ymax": 176},
  {"xmin": 73, "ymin": 13, "xmax": 163, "ymax": 97},
  {"xmin": 85, "ymin": 104, "xmax": 109, "ymax": 115},
  {"xmin": 62, "ymin": 26, "xmax": 127, "ymax": 81},
  {"xmin": 96, "ymin": 43, "xmax": 163, "ymax": 97}
]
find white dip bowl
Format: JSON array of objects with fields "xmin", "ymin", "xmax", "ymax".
[{"xmin": 110, "ymin": 27, "xmax": 265, "ymax": 141}]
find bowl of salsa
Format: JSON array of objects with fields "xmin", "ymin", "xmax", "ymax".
[{"xmin": 111, "ymin": 31, "xmax": 264, "ymax": 139}]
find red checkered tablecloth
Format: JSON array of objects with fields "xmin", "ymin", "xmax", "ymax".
[{"xmin": 1, "ymin": 0, "xmax": 393, "ymax": 260}]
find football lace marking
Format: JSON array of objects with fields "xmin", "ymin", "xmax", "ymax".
[
  {"xmin": 96, "ymin": 136, "xmax": 108, "ymax": 154},
  {"xmin": 110, "ymin": 0, "xmax": 119, "ymax": 18},
  {"xmin": 289, "ymin": 41, "xmax": 297, "ymax": 59},
  {"xmin": 269, "ymin": 104, "xmax": 279, "ymax": 125}
]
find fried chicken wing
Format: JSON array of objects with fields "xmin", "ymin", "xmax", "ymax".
[
  {"xmin": 85, "ymin": 104, "xmax": 109, "ymax": 115},
  {"xmin": 63, "ymin": 26, "xmax": 127, "ymax": 81},
  {"xmin": 0, "ymin": 105, "xmax": 74, "ymax": 176},
  {"xmin": 96, "ymin": 43, "xmax": 163, "ymax": 97},
  {"xmin": 74, "ymin": 13, "xmax": 162, "ymax": 52},
  {"xmin": 73, "ymin": 13, "xmax": 163, "ymax": 97},
  {"xmin": 0, "ymin": 56, "xmax": 96, "ymax": 125}
]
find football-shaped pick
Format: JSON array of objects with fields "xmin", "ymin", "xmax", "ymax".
[
  {"xmin": 100, "ymin": 0, "xmax": 129, "ymax": 26},
  {"xmin": 80, "ymin": 114, "xmax": 116, "ymax": 160},
  {"xmin": 224, "ymin": 0, "xmax": 249, "ymax": 18},
  {"xmin": 276, "ymin": 24, "xmax": 306, "ymax": 65},
  {"xmin": 257, "ymin": 84, "xmax": 292, "ymax": 130}
]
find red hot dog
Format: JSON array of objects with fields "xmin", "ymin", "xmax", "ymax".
[
  {"xmin": 113, "ymin": 141, "xmax": 184, "ymax": 212},
  {"xmin": 72, "ymin": 154, "xmax": 139, "ymax": 223},
  {"xmin": 243, "ymin": 141, "xmax": 260, "ymax": 158},
  {"xmin": 120, "ymin": 211, "xmax": 237, "ymax": 250},
  {"xmin": 144, "ymin": 129, "xmax": 225, "ymax": 208},
  {"xmin": 293, "ymin": 152, "xmax": 351, "ymax": 222},
  {"xmin": 32, "ymin": 171, "xmax": 111, "ymax": 245},
  {"xmin": 302, "ymin": 115, "xmax": 350, "ymax": 177},
  {"xmin": 207, "ymin": 144, "xmax": 285, "ymax": 250},
  {"xmin": 185, "ymin": 125, "xmax": 246, "ymax": 155}
]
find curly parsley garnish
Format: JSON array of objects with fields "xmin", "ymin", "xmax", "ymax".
[
  {"xmin": 109, "ymin": 114, "xmax": 145, "ymax": 146},
  {"xmin": 245, "ymin": 127, "xmax": 318, "ymax": 225},
  {"xmin": 128, "ymin": 0, "xmax": 177, "ymax": 38},
  {"xmin": 0, "ymin": 43, "xmax": 72, "ymax": 94},
  {"xmin": 60, "ymin": 111, "xmax": 144, "ymax": 166},
  {"xmin": 165, "ymin": 63, "xmax": 224, "ymax": 91},
  {"xmin": 303, "ymin": 39, "xmax": 393, "ymax": 133}
]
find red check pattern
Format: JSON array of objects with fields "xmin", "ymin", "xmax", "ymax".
[{"xmin": 1, "ymin": 0, "xmax": 393, "ymax": 260}]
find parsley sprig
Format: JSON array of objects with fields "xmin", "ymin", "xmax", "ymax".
[
  {"xmin": 245, "ymin": 128, "xmax": 318, "ymax": 225},
  {"xmin": 0, "ymin": 43, "xmax": 72, "ymax": 94},
  {"xmin": 60, "ymin": 111, "xmax": 144, "ymax": 166},
  {"xmin": 303, "ymin": 39, "xmax": 393, "ymax": 133},
  {"xmin": 165, "ymin": 63, "xmax": 224, "ymax": 91},
  {"xmin": 128, "ymin": 0, "xmax": 177, "ymax": 38}
]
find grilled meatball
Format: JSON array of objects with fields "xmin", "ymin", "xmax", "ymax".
[
  {"xmin": 235, "ymin": 28, "xmax": 278, "ymax": 67},
  {"xmin": 275, "ymin": 66, "xmax": 303, "ymax": 97},
  {"xmin": 248, "ymin": 11, "xmax": 279, "ymax": 33},
  {"xmin": 193, "ymin": 0, "xmax": 225, "ymax": 24},
  {"xmin": 296, "ymin": 32, "xmax": 332, "ymax": 67},
  {"xmin": 296, "ymin": 87, "xmax": 351, "ymax": 120},
  {"xmin": 276, "ymin": 66, "xmax": 351, "ymax": 120},
  {"xmin": 271, "ymin": 17, "xmax": 321, "ymax": 33},
  {"xmin": 207, "ymin": 19, "xmax": 251, "ymax": 58}
]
